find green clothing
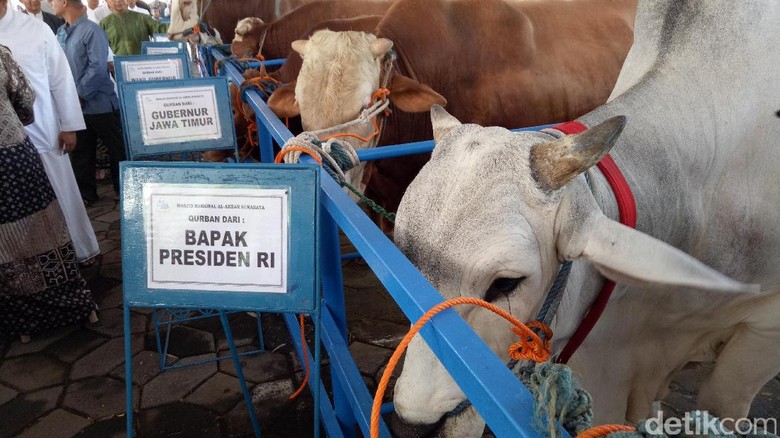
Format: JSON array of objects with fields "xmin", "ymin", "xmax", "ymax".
[{"xmin": 100, "ymin": 10, "xmax": 168, "ymax": 56}]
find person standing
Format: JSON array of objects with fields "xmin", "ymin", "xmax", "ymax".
[
  {"xmin": 84, "ymin": 0, "xmax": 108, "ymax": 22},
  {"xmin": 52, "ymin": 0, "xmax": 126, "ymax": 204},
  {"xmin": 148, "ymin": 0, "xmax": 165, "ymax": 17},
  {"xmin": 0, "ymin": 0, "xmax": 100, "ymax": 266},
  {"xmin": 100, "ymin": 0, "xmax": 167, "ymax": 55},
  {"xmin": 127, "ymin": 0, "xmax": 148, "ymax": 14},
  {"xmin": 0, "ymin": 43, "xmax": 97, "ymax": 342},
  {"xmin": 21, "ymin": 0, "xmax": 64, "ymax": 33}
]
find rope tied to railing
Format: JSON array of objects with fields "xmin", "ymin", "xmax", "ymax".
[{"xmin": 274, "ymin": 83, "xmax": 397, "ymax": 223}]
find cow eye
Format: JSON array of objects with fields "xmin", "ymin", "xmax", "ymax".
[{"xmin": 484, "ymin": 277, "xmax": 525, "ymax": 303}]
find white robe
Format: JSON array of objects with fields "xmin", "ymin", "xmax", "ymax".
[
  {"xmin": 0, "ymin": 9, "xmax": 100, "ymax": 262},
  {"xmin": 86, "ymin": 4, "xmax": 112, "ymax": 24}
]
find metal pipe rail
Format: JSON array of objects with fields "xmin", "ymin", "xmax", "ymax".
[{"xmin": 211, "ymin": 46, "xmax": 558, "ymax": 438}]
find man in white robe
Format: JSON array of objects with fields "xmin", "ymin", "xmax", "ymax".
[{"xmin": 0, "ymin": 1, "xmax": 100, "ymax": 264}]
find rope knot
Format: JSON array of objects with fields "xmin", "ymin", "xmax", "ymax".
[
  {"xmin": 372, "ymin": 87, "xmax": 391, "ymax": 101},
  {"xmin": 508, "ymin": 321, "xmax": 552, "ymax": 363}
]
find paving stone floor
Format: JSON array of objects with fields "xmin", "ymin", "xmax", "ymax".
[{"xmin": 0, "ymin": 181, "xmax": 778, "ymax": 437}]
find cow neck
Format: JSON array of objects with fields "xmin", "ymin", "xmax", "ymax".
[{"xmin": 538, "ymin": 121, "xmax": 637, "ymax": 365}]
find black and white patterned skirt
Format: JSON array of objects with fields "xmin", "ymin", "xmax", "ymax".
[{"xmin": 0, "ymin": 137, "xmax": 96, "ymax": 337}]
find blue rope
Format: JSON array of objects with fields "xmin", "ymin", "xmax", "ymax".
[{"xmin": 536, "ymin": 261, "xmax": 573, "ymax": 326}]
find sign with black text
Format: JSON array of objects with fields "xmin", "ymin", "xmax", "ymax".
[
  {"xmin": 121, "ymin": 59, "xmax": 185, "ymax": 82},
  {"xmin": 119, "ymin": 78, "xmax": 236, "ymax": 161},
  {"xmin": 121, "ymin": 162, "xmax": 319, "ymax": 312},
  {"xmin": 141, "ymin": 41, "xmax": 186, "ymax": 55},
  {"xmin": 137, "ymin": 86, "xmax": 222, "ymax": 145},
  {"xmin": 145, "ymin": 184, "xmax": 288, "ymax": 292}
]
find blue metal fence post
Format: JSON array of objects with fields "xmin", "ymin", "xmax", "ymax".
[
  {"xmin": 257, "ymin": 115, "xmax": 275, "ymax": 163},
  {"xmin": 313, "ymin": 308, "xmax": 322, "ymax": 438},
  {"xmin": 124, "ymin": 304, "xmax": 135, "ymax": 437},
  {"xmin": 320, "ymin": 205, "xmax": 355, "ymax": 436},
  {"xmin": 219, "ymin": 310, "xmax": 262, "ymax": 437}
]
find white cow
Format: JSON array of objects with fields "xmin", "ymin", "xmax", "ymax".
[{"xmin": 390, "ymin": 0, "xmax": 780, "ymax": 436}]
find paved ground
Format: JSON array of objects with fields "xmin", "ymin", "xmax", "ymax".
[{"xmin": 0, "ymin": 180, "xmax": 778, "ymax": 437}]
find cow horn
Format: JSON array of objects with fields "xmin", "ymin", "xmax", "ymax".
[
  {"xmin": 530, "ymin": 116, "xmax": 627, "ymax": 192},
  {"xmin": 430, "ymin": 104, "xmax": 461, "ymax": 143}
]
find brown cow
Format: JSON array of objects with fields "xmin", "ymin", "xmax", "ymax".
[
  {"xmin": 202, "ymin": 14, "xmax": 384, "ymax": 163},
  {"xmin": 231, "ymin": 0, "xmax": 393, "ymax": 60},
  {"xmin": 267, "ymin": 0, "xmax": 637, "ymax": 230}
]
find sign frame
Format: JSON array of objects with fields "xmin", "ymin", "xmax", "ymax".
[
  {"xmin": 141, "ymin": 40, "xmax": 187, "ymax": 55},
  {"xmin": 118, "ymin": 77, "xmax": 237, "ymax": 159},
  {"xmin": 151, "ymin": 33, "xmax": 170, "ymax": 42},
  {"xmin": 114, "ymin": 53, "xmax": 191, "ymax": 83},
  {"xmin": 120, "ymin": 161, "xmax": 320, "ymax": 313}
]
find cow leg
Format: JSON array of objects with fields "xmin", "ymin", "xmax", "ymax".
[{"xmin": 697, "ymin": 324, "xmax": 780, "ymax": 420}]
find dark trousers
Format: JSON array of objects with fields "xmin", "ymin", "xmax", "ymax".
[{"xmin": 71, "ymin": 112, "xmax": 126, "ymax": 202}]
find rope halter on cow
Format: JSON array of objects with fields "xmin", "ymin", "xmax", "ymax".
[{"xmin": 275, "ymin": 51, "xmax": 397, "ymax": 221}]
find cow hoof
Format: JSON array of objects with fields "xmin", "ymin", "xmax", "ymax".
[
  {"xmin": 19, "ymin": 334, "xmax": 31, "ymax": 344},
  {"xmin": 88, "ymin": 310, "xmax": 99, "ymax": 324}
]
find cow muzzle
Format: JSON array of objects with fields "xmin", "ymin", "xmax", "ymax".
[{"xmin": 389, "ymin": 412, "xmax": 443, "ymax": 438}]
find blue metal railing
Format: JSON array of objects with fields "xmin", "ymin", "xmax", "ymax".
[{"xmin": 211, "ymin": 47, "xmax": 558, "ymax": 438}]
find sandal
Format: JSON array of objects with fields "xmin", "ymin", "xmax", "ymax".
[{"xmin": 79, "ymin": 256, "xmax": 98, "ymax": 269}]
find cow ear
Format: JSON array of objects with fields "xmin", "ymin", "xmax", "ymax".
[
  {"xmin": 559, "ymin": 211, "xmax": 759, "ymax": 293},
  {"xmin": 267, "ymin": 82, "xmax": 301, "ymax": 118},
  {"xmin": 430, "ymin": 104, "xmax": 461, "ymax": 143},
  {"xmin": 291, "ymin": 39, "xmax": 308, "ymax": 55},
  {"xmin": 370, "ymin": 38, "xmax": 393, "ymax": 58},
  {"xmin": 389, "ymin": 74, "xmax": 447, "ymax": 113}
]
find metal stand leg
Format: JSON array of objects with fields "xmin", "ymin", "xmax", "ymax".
[
  {"xmin": 321, "ymin": 213, "xmax": 356, "ymax": 436},
  {"xmin": 124, "ymin": 305, "xmax": 135, "ymax": 437},
  {"xmin": 219, "ymin": 310, "xmax": 262, "ymax": 437}
]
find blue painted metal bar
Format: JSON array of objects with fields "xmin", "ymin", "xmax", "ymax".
[
  {"xmin": 340, "ymin": 252, "xmax": 362, "ymax": 261},
  {"xmin": 220, "ymin": 310, "xmax": 262, "ymax": 437},
  {"xmin": 124, "ymin": 305, "xmax": 135, "ymax": 437},
  {"xmin": 321, "ymin": 305, "xmax": 392, "ymax": 437},
  {"xmin": 320, "ymin": 208, "xmax": 355, "ymax": 437},
  {"xmin": 283, "ymin": 313, "xmax": 346, "ymax": 438},
  {"xmin": 355, "ymin": 124, "xmax": 558, "ymax": 161},
  {"xmin": 313, "ymin": 310, "xmax": 322, "ymax": 438},
  {"xmin": 257, "ymin": 115, "xmax": 275, "ymax": 164},
  {"xmin": 246, "ymin": 58, "xmax": 286, "ymax": 68}
]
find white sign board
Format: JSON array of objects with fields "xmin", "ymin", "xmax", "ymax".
[
  {"xmin": 147, "ymin": 46, "xmax": 182, "ymax": 54},
  {"xmin": 144, "ymin": 184, "xmax": 288, "ymax": 293},
  {"xmin": 122, "ymin": 59, "xmax": 185, "ymax": 82},
  {"xmin": 137, "ymin": 86, "xmax": 222, "ymax": 145}
]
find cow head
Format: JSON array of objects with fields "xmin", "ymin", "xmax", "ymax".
[
  {"xmin": 232, "ymin": 17, "xmax": 267, "ymax": 59},
  {"xmin": 390, "ymin": 106, "xmax": 756, "ymax": 437},
  {"xmin": 168, "ymin": 0, "xmax": 200, "ymax": 40},
  {"xmin": 267, "ymin": 30, "xmax": 446, "ymax": 190}
]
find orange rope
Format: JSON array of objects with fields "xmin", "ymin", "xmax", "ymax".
[
  {"xmin": 274, "ymin": 146, "xmax": 322, "ymax": 165},
  {"xmin": 289, "ymin": 314, "xmax": 310, "ymax": 400},
  {"xmin": 370, "ymin": 297, "xmax": 552, "ymax": 438},
  {"xmin": 320, "ymin": 88, "xmax": 390, "ymax": 144},
  {"xmin": 576, "ymin": 425, "xmax": 636, "ymax": 438},
  {"xmin": 322, "ymin": 116, "xmax": 382, "ymax": 144}
]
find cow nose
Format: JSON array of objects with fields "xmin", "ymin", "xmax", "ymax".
[{"xmin": 389, "ymin": 412, "xmax": 441, "ymax": 438}]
